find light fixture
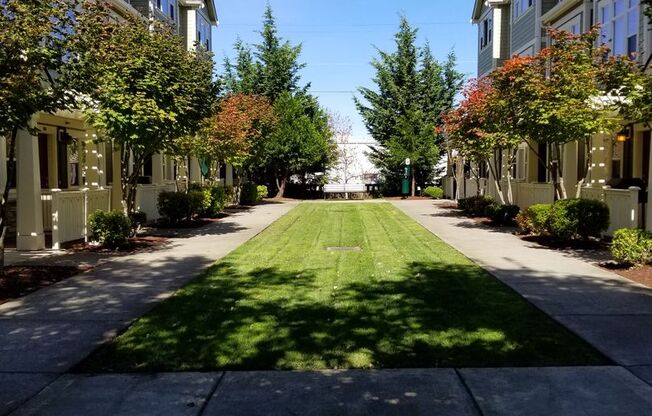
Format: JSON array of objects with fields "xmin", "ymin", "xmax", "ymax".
[{"xmin": 616, "ymin": 126, "xmax": 631, "ymax": 142}]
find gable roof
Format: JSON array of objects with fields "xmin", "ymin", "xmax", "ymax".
[
  {"xmin": 472, "ymin": 0, "xmax": 485, "ymax": 22},
  {"xmin": 472, "ymin": 0, "xmax": 512, "ymax": 23}
]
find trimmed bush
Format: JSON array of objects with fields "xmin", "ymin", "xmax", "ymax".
[
  {"xmin": 424, "ymin": 186, "xmax": 444, "ymax": 199},
  {"xmin": 88, "ymin": 210, "xmax": 131, "ymax": 248},
  {"xmin": 548, "ymin": 198, "xmax": 609, "ymax": 241},
  {"xmin": 207, "ymin": 186, "xmax": 228, "ymax": 216},
  {"xmin": 516, "ymin": 204, "xmax": 553, "ymax": 235},
  {"xmin": 487, "ymin": 204, "xmax": 520, "ymax": 226},
  {"xmin": 257, "ymin": 185, "xmax": 268, "ymax": 201},
  {"xmin": 611, "ymin": 228, "xmax": 652, "ymax": 266},
  {"xmin": 458, "ymin": 195, "xmax": 494, "ymax": 217},
  {"xmin": 189, "ymin": 189, "xmax": 211, "ymax": 216},
  {"xmin": 240, "ymin": 183, "xmax": 259, "ymax": 205},
  {"xmin": 158, "ymin": 191, "xmax": 191, "ymax": 224}
]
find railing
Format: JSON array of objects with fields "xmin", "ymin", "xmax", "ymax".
[
  {"xmin": 580, "ymin": 186, "xmax": 640, "ymax": 235},
  {"xmin": 461, "ymin": 178, "xmax": 487, "ymax": 198},
  {"xmin": 51, "ymin": 188, "xmax": 112, "ymax": 249},
  {"xmin": 515, "ymin": 182, "xmax": 555, "ymax": 209},
  {"xmin": 135, "ymin": 183, "xmax": 176, "ymax": 221}
]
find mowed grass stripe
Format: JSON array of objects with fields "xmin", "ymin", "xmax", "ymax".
[{"xmin": 79, "ymin": 203, "xmax": 606, "ymax": 372}]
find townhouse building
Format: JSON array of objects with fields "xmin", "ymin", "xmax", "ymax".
[
  {"xmin": 3, "ymin": 0, "xmax": 225, "ymax": 251},
  {"xmin": 447, "ymin": 0, "xmax": 652, "ymax": 235}
]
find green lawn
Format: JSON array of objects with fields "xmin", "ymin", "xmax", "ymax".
[{"xmin": 81, "ymin": 202, "xmax": 606, "ymax": 371}]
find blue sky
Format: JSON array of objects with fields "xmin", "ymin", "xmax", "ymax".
[{"xmin": 211, "ymin": 0, "xmax": 477, "ymax": 141}]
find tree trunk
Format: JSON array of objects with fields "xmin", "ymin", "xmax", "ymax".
[
  {"xmin": 410, "ymin": 166, "xmax": 416, "ymax": 197},
  {"xmin": 0, "ymin": 127, "xmax": 18, "ymax": 276},
  {"xmin": 487, "ymin": 158, "xmax": 506, "ymax": 204},
  {"xmin": 275, "ymin": 173, "xmax": 287, "ymax": 199}
]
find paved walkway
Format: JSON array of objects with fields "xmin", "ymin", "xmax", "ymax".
[
  {"xmin": 0, "ymin": 201, "xmax": 297, "ymax": 415},
  {"xmin": 4, "ymin": 200, "xmax": 652, "ymax": 415},
  {"xmin": 392, "ymin": 200, "xmax": 652, "ymax": 381}
]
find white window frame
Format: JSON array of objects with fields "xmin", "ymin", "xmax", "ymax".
[
  {"xmin": 597, "ymin": 0, "xmax": 640, "ymax": 59},
  {"xmin": 514, "ymin": 0, "xmax": 534, "ymax": 21}
]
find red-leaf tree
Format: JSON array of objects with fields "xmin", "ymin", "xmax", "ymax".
[
  {"xmin": 490, "ymin": 29, "xmax": 627, "ymax": 199},
  {"xmin": 441, "ymin": 76, "xmax": 521, "ymax": 203},
  {"xmin": 195, "ymin": 93, "xmax": 277, "ymax": 181}
]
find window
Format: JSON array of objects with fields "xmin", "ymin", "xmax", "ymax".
[
  {"xmin": 156, "ymin": 0, "xmax": 162, "ymax": 10},
  {"xmin": 598, "ymin": 0, "xmax": 639, "ymax": 59},
  {"xmin": 514, "ymin": 0, "xmax": 534, "ymax": 20},
  {"xmin": 479, "ymin": 15, "xmax": 492, "ymax": 50}
]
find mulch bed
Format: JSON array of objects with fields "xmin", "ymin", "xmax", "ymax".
[
  {"xmin": 0, "ymin": 265, "xmax": 93, "ymax": 304},
  {"xmin": 600, "ymin": 263, "xmax": 652, "ymax": 288},
  {"xmin": 65, "ymin": 235, "xmax": 170, "ymax": 254}
]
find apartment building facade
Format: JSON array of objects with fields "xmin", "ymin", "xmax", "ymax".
[
  {"xmin": 3, "ymin": 0, "xmax": 224, "ymax": 251},
  {"xmin": 447, "ymin": 0, "xmax": 652, "ymax": 235}
]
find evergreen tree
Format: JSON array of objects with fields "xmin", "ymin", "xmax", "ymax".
[
  {"xmin": 223, "ymin": 4, "xmax": 306, "ymax": 101},
  {"xmin": 356, "ymin": 17, "xmax": 463, "ymax": 195},
  {"xmin": 220, "ymin": 5, "xmax": 334, "ymax": 197}
]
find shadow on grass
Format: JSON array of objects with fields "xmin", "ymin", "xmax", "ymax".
[{"xmin": 78, "ymin": 260, "xmax": 608, "ymax": 372}]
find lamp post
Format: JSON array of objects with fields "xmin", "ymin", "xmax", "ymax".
[{"xmin": 402, "ymin": 158, "xmax": 411, "ymax": 198}]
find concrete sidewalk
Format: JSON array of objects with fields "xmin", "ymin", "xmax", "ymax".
[
  {"xmin": 0, "ymin": 201, "xmax": 297, "ymax": 415},
  {"xmin": 8, "ymin": 367, "xmax": 652, "ymax": 415},
  {"xmin": 392, "ymin": 200, "xmax": 652, "ymax": 384}
]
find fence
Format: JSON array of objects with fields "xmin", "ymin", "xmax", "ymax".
[
  {"xmin": 50, "ymin": 188, "xmax": 111, "ymax": 249},
  {"xmin": 580, "ymin": 186, "xmax": 641, "ymax": 235},
  {"xmin": 135, "ymin": 182, "xmax": 176, "ymax": 221}
]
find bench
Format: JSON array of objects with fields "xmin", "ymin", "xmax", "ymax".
[{"xmin": 323, "ymin": 184, "xmax": 367, "ymax": 200}]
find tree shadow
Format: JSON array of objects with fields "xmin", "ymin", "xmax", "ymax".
[{"xmin": 77, "ymin": 260, "xmax": 608, "ymax": 373}]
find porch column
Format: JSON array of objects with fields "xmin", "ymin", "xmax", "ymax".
[
  {"xmin": 85, "ymin": 142, "xmax": 101, "ymax": 188},
  {"xmin": 225, "ymin": 164, "xmax": 234, "ymax": 186},
  {"xmin": 165, "ymin": 156, "xmax": 175, "ymax": 182},
  {"xmin": 151, "ymin": 153, "xmax": 164, "ymax": 185},
  {"xmin": 16, "ymin": 123, "xmax": 45, "ymax": 251},
  {"xmin": 189, "ymin": 157, "xmax": 200, "ymax": 183},
  {"xmin": 111, "ymin": 146, "xmax": 123, "ymax": 211}
]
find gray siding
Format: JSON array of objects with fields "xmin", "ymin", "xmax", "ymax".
[
  {"xmin": 478, "ymin": 44, "xmax": 493, "ymax": 76},
  {"xmin": 498, "ymin": 6, "xmax": 511, "ymax": 62},
  {"xmin": 511, "ymin": 7, "xmax": 536, "ymax": 54},
  {"xmin": 477, "ymin": 3, "xmax": 493, "ymax": 76}
]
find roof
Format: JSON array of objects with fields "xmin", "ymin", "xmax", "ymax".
[{"xmin": 472, "ymin": 0, "xmax": 512, "ymax": 23}]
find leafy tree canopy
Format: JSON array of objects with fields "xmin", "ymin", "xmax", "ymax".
[{"xmin": 66, "ymin": 1, "xmax": 218, "ymax": 211}]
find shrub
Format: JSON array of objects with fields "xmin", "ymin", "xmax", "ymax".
[
  {"xmin": 188, "ymin": 190, "xmax": 209, "ymax": 217},
  {"xmin": 548, "ymin": 198, "xmax": 609, "ymax": 241},
  {"xmin": 611, "ymin": 228, "xmax": 652, "ymax": 266},
  {"xmin": 516, "ymin": 204, "xmax": 553, "ymax": 235},
  {"xmin": 424, "ymin": 186, "xmax": 444, "ymax": 199},
  {"xmin": 158, "ymin": 191, "xmax": 191, "ymax": 224},
  {"xmin": 207, "ymin": 186, "xmax": 228, "ymax": 216},
  {"xmin": 240, "ymin": 183, "xmax": 259, "ymax": 205},
  {"xmin": 88, "ymin": 210, "xmax": 131, "ymax": 248},
  {"xmin": 224, "ymin": 185, "xmax": 236, "ymax": 206},
  {"xmin": 487, "ymin": 204, "xmax": 520, "ymax": 226},
  {"xmin": 256, "ymin": 185, "xmax": 268, "ymax": 201},
  {"xmin": 458, "ymin": 195, "xmax": 494, "ymax": 217}
]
